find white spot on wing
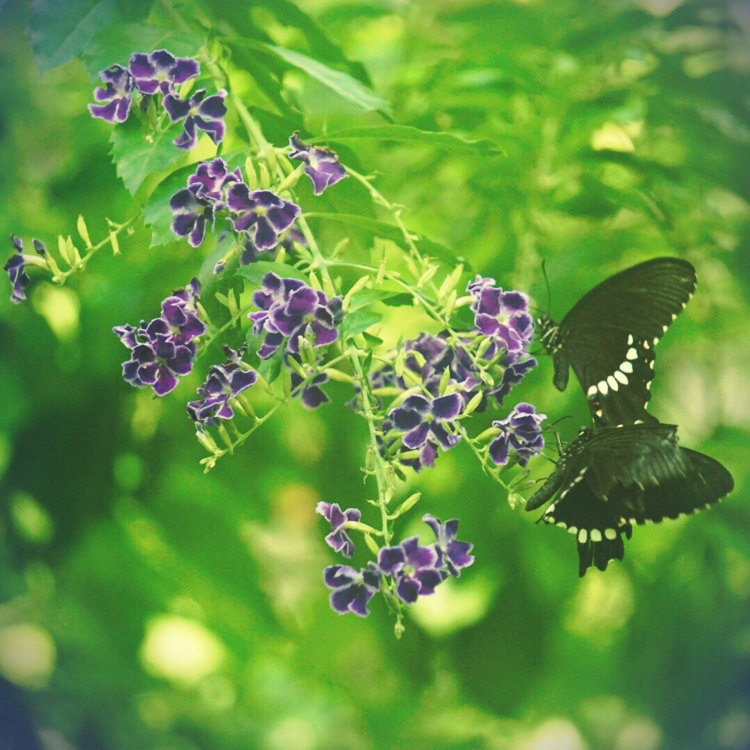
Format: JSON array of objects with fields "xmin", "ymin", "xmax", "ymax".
[
  {"xmin": 652, "ymin": 337, "xmax": 659, "ymax": 346},
  {"xmin": 587, "ymin": 384, "xmax": 597, "ymax": 397},
  {"xmin": 662, "ymin": 324, "xmax": 668, "ymax": 333},
  {"xmin": 578, "ymin": 529, "xmax": 588, "ymax": 543},
  {"xmin": 607, "ymin": 375, "xmax": 618, "ymax": 391},
  {"xmin": 627, "ymin": 334, "xmax": 633, "ymax": 345},
  {"xmin": 615, "ymin": 370, "xmax": 628, "ymax": 385},
  {"xmin": 626, "ymin": 347, "xmax": 637, "ymax": 360},
  {"xmin": 644, "ymin": 341, "xmax": 650, "ymax": 349},
  {"xmin": 591, "ymin": 529, "xmax": 602, "ymax": 542},
  {"xmin": 597, "ymin": 380, "xmax": 609, "ymax": 395},
  {"xmin": 568, "ymin": 526, "xmax": 578, "ymax": 535},
  {"xmin": 671, "ymin": 313, "xmax": 677, "ymax": 321},
  {"xmin": 620, "ymin": 361, "xmax": 633, "ymax": 374}
]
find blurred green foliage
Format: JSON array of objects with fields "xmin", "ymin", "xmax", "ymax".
[{"xmin": 1, "ymin": 0, "xmax": 749, "ymax": 748}]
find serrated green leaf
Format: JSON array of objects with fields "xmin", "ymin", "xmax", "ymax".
[
  {"xmin": 110, "ymin": 119, "xmax": 184, "ymax": 196},
  {"xmin": 142, "ymin": 164, "xmax": 196, "ymax": 247},
  {"xmin": 236, "ymin": 262, "xmax": 307, "ymax": 286},
  {"xmin": 448, "ymin": 305, "xmax": 475, "ymax": 332},
  {"xmin": 340, "ymin": 309, "xmax": 382, "ymax": 341},
  {"xmin": 262, "ymin": 44, "xmax": 391, "ymax": 115},
  {"xmin": 323, "ymin": 125, "xmax": 503, "ymax": 155},
  {"xmin": 379, "ymin": 293, "xmax": 415, "ymax": 308},
  {"xmin": 30, "ymin": 0, "xmax": 118, "ymax": 73}
]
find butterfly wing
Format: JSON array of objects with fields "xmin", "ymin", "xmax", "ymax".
[
  {"xmin": 616, "ymin": 447, "xmax": 734, "ymax": 524},
  {"xmin": 552, "ymin": 257, "xmax": 696, "ymax": 425},
  {"xmin": 527, "ymin": 423, "xmax": 733, "ymax": 576}
]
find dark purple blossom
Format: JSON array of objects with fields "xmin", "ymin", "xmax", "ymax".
[
  {"xmin": 88, "ymin": 64, "xmax": 135, "ymax": 123},
  {"xmin": 128, "ymin": 49, "xmax": 199, "ymax": 96},
  {"xmin": 169, "ymin": 185, "xmax": 215, "ymax": 247},
  {"xmin": 114, "ymin": 279, "xmax": 204, "ymax": 396},
  {"xmin": 490, "ymin": 357, "xmax": 537, "ymax": 407},
  {"xmin": 423, "ymin": 514, "xmax": 474, "ymax": 578},
  {"xmin": 5, "ymin": 235, "xmax": 30, "ymax": 303},
  {"xmin": 489, "ymin": 402, "xmax": 546, "ymax": 467},
  {"xmin": 468, "ymin": 275, "xmax": 534, "ymax": 361},
  {"xmin": 187, "ymin": 158, "xmax": 242, "ymax": 206},
  {"xmin": 324, "ymin": 564, "xmax": 381, "ymax": 617},
  {"xmin": 389, "ymin": 393, "xmax": 463, "ymax": 451},
  {"xmin": 288, "ymin": 131, "xmax": 349, "ymax": 195},
  {"xmin": 377, "ymin": 417, "xmax": 439, "ymax": 473},
  {"xmin": 227, "ymin": 185, "xmax": 300, "ymax": 251},
  {"xmin": 316, "ymin": 502, "xmax": 361, "ymax": 558},
  {"xmin": 163, "ymin": 88, "xmax": 227, "ymax": 150},
  {"xmin": 290, "ymin": 367, "xmax": 331, "ymax": 409},
  {"xmin": 378, "ymin": 537, "xmax": 446, "ymax": 604},
  {"xmin": 249, "ymin": 273, "xmax": 342, "ymax": 359},
  {"xmin": 187, "ymin": 345, "xmax": 258, "ymax": 427}
]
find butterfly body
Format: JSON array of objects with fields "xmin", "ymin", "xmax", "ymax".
[
  {"xmin": 539, "ymin": 257, "xmax": 696, "ymax": 426},
  {"xmin": 527, "ymin": 423, "xmax": 734, "ymax": 576}
]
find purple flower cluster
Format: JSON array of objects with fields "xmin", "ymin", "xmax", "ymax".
[
  {"xmin": 170, "ymin": 158, "xmax": 242, "ymax": 247},
  {"xmin": 288, "ymin": 132, "xmax": 349, "ymax": 195},
  {"xmin": 113, "ymin": 278, "xmax": 205, "ymax": 396},
  {"xmin": 169, "ymin": 160, "xmax": 301, "ymax": 261},
  {"xmin": 489, "ymin": 402, "xmax": 546, "ymax": 467},
  {"xmin": 89, "ymin": 49, "xmax": 227, "ymax": 151},
  {"xmin": 187, "ymin": 345, "xmax": 258, "ymax": 428},
  {"xmin": 468, "ymin": 275, "xmax": 535, "ymax": 362},
  {"xmin": 4, "ymin": 235, "xmax": 32, "ymax": 303},
  {"xmin": 249, "ymin": 273, "xmax": 342, "ymax": 360},
  {"xmin": 321, "ymin": 513, "xmax": 474, "ymax": 617},
  {"xmin": 389, "ymin": 393, "xmax": 463, "ymax": 453}
]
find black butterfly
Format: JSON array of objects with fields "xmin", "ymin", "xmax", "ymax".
[
  {"xmin": 537, "ymin": 257, "xmax": 696, "ymax": 426},
  {"xmin": 526, "ymin": 423, "xmax": 734, "ymax": 576}
]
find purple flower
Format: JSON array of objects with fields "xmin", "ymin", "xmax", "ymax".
[
  {"xmin": 316, "ymin": 502, "xmax": 361, "ymax": 558},
  {"xmin": 290, "ymin": 368, "xmax": 331, "ymax": 409},
  {"xmin": 163, "ymin": 88, "xmax": 227, "ymax": 150},
  {"xmin": 227, "ymin": 186, "xmax": 300, "ymax": 251},
  {"xmin": 324, "ymin": 564, "xmax": 381, "ymax": 617},
  {"xmin": 468, "ymin": 275, "xmax": 535, "ymax": 361},
  {"xmin": 5, "ymin": 235, "xmax": 30, "ymax": 303},
  {"xmin": 288, "ymin": 132, "xmax": 349, "ymax": 195},
  {"xmin": 489, "ymin": 402, "xmax": 546, "ymax": 467},
  {"xmin": 423, "ymin": 514, "xmax": 474, "ymax": 578},
  {"xmin": 128, "ymin": 49, "xmax": 199, "ymax": 96},
  {"xmin": 490, "ymin": 357, "xmax": 537, "ymax": 407},
  {"xmin": 88, "ymin": 64, "xmax": 135, "ymax": 123},
  {"xmin": 169, "ymin": 185, "xmax": 215, "ymax": 247},
  {"xmin": 187, "ymin": 158, "xmax": 242, "ymax": 206},
  {"xmin": 114, "ymin": 279, "xmax": 204, "ymax": 396},
  {"xmin": 187, "ymin": 345, "xmax": 258, "ymax": 427},
  {"xmin": 249, "ymin": 273, "xmax": 342, "ymax": 359},
  {"xmin": 378, "ymin": 537, "xmax": 446, "ymax": 604},
  {"xmin": 388, "ymin": 393, "xmax": 463, "ymax": 451}
]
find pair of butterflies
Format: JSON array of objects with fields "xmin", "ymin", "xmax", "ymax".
[{"xmin": 528, "ymin": 257, "xmax": 733, "ymax": 576}]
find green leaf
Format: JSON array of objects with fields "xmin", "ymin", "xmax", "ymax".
[
  {"xmin": 340, "ymin": 309, "xmax": 383, "ymax": 341},
  {"xmin": 110, "ymin": 118, "xmax": 184, "ymax": 196},
  {"xmin": 305, "ymin": 212, "xmax": 467, "ymax": 267},
  {"xmin": 30, "ymin": 0, "xmax": 118, "ymax": 73},
  {"xmin": 323, "ymin": 125, "xmax": 503, "ymax": 155},
  {"xmin": 142, "ymin": 164, "xmax": 196, "ymax": 247},
  {"xmin": 262, "ymin": 44, "xmax": 391, "ymax": 115},
  {"xmin": 82, "ymin": 24, "xmax": 204, "ymax": 77},
  {"xmin": 347, "ymin": 290, "xmax": 413, "ymax": 312},
  {"xmin": 29, "ymin": 0, "xmax": 151, "ymax": 73},
  {"xmin": 448, "ymin": 305, "xmax": 475, "ymax": 332},
  {"xmin": 235, "ymin": 262, "xmax": 307, "ymax": 286}
]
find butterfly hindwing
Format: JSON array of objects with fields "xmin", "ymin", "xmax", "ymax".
[
  {"xmin": 527, "ymin": 424, "xmax": 733, "ymax": 576},
  {"xmin": 539, "ymin": 257, "xmax": 696, "ymax": 426}
]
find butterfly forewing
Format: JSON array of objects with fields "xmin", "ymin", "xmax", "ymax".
[{"xmin": 541, "ymin": 257, "xmax": 696, "ymax": 426}]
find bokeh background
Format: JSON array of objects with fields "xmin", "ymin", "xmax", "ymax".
[{"xmin": 1, "ymin": 0, "xmax": 749, "ymax": 748}]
